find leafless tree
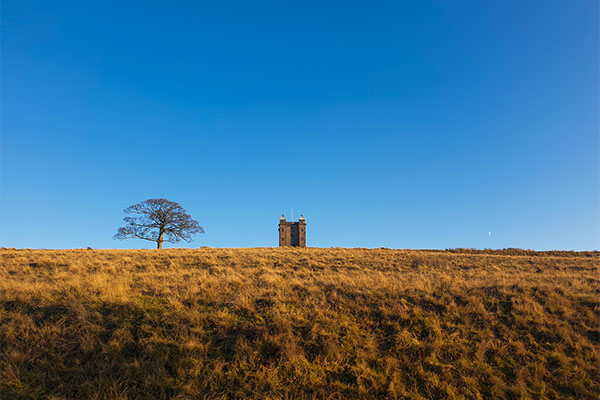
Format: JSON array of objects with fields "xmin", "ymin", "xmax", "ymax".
[{"xmin": 114, "ymin": 198, "xmax": 204, "ymax": 249}]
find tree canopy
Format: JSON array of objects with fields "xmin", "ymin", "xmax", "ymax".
[{"xmin": 114, "ymin": 198, "xmax": 204, "ymax": 249}]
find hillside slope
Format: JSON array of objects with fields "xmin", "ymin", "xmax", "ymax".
[{"xmin": 1, "ymin": 248, "xmax": 598, "ymax": 399}]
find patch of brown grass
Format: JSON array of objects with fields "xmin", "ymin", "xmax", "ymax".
[{"xmin": 1, "ymin": 248, "xmax": 598, "ymax": 399}]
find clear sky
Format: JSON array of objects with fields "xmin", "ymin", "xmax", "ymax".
[{"xmin": 1, "ymin": 0, "xmax": 598, "ymax": 250}]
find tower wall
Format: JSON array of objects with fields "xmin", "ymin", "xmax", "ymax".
[{"xmin": 279, "ymin": 220, "xmax": 291, "ymax": 246}]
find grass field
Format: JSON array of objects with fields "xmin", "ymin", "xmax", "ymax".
[{"xmin": 1, "ymin": 248, "xmax": 598, "ymax": 399}]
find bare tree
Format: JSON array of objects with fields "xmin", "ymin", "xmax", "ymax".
[{"xmin": 114, "ymin": 198, "xmax": 204, "ymax": 249}]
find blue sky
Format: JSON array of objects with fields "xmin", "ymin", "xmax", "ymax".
[{"xmin": 1, "ymin": 0, "xmax": 598, "ymax": 250}]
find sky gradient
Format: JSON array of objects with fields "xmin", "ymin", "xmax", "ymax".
[{"xmin": 1, "ymin": 0, "xmax": 598, "ymax": 250}]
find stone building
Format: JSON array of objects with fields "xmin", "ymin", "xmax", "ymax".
[{"xmin": 278, "ymin": 214, "xmax": 306, "ymax": 247}]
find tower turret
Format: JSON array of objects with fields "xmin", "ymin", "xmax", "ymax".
[
  {"xmin": 298, "ymin": 215, "xmax": 306, "ymax": 247},
  {"xmin": 279, "ymin": 215, "xmax": 289, "ymax": 246}
]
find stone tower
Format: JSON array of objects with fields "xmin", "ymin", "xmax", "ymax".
[{"xmin": 279, "ymin": 214, "xmax": 306, "ymax": 247}]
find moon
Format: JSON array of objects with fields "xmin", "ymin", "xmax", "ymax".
[{"xmin": 488, "ymin": 231, "xmax": 492, "ymax": 237}]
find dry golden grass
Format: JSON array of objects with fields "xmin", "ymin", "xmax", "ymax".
[{"xmin": 1, "ymin": 247, "xmax": 598, "ymax": 399}]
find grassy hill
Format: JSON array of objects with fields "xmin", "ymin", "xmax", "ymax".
[{"xmin": 1, "ymin": 248, "xmax": 598, "ymax": 399}]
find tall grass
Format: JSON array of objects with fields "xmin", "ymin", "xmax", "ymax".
[{"xmin": 1, "ymin": 248, "xmax": 598, "ymax": 399}]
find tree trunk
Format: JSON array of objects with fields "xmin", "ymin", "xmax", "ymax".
[{"xmin": 157, "ymin": 229, "xmax": 164, "ymax": 249}]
